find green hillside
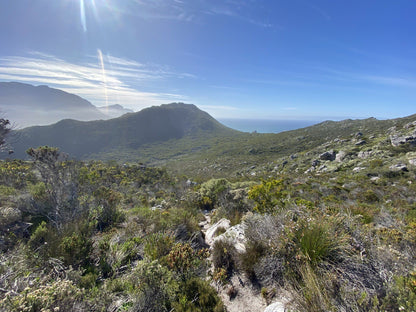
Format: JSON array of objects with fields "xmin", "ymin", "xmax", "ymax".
[{"xmin": 8, "ymin": 103, "xmax": 239, "ymax": 160}]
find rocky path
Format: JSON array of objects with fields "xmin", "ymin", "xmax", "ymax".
[{"xmin": 200, "ymin": 214, "xmax": 287, "ymax": 312}]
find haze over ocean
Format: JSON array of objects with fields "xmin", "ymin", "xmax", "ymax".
[{"xmin": 219, "ymin": 119, "xmax": 319, "ymax": 134}]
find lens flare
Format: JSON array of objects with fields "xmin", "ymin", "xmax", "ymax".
[
  {"xmin": 97, "ymin": 49, "xmax": 108, "ymax": 109},
  {"xmin": 80, "ymin": 0, "xmax": 87, "ymax": 32}
]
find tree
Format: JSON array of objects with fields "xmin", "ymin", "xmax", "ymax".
[
  {"xmin": 26, "ymin": 146, "xmax": 82, "ymax": 230},
  {"xmin": 0, "ymin": 118, "xmax": 11, "ymax": 150}
]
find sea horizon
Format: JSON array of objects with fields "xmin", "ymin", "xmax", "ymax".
[{"xmin": 218, "ymin": 118, "xmax": 321, "ymax": 134}]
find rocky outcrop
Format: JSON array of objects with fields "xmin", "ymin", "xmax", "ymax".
[
  {"xmin": 205, "ymin": 218, "xmax": 231, "ymax": 245},
  {"xmin": 390, "ymin": 123, "xmax": 416, "ymax": 147},
  {"xmin": 390, "ymin": 133, "xmax": 416, "ymax": 147},
  {"xmin": 319, "ymin": 150, "xmax": 336, "ymax": 161}
]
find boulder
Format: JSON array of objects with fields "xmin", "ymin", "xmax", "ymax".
[
  {"xmin": 355, "ymin": 140, "xmax": 366, "ymax": 146},
  {"xmin": 335, "ymin": 151, "xmax": 347, "ymax": 162},
  {"xmin": 409, "ymin": 158, "xmax": 416, "ymax": 166},
  {"xmin": 389, "ymin": 163, "xmax": 408, "ymax": 172},
  {"xmin": 205, "ymin": 218, "xmax": 230, "ymax": 245},
  {"xmin": 214, "ymin": 223, "xmax": 247, "ymax": 253},
  {"xmin": 319, "ymin": 150, "xmax": 336, "ymax": 161}
]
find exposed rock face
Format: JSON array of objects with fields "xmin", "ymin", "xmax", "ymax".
[{"xmin": 319, "ymin": 150, "xmax": 336, "ymax": 161}]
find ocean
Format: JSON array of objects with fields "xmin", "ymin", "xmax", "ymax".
[{"xmin": 218, "ymin": 118, "xmax": 321, "ymax": 134}]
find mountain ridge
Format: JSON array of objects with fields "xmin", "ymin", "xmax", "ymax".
[
  {"xmin": 0, "ymin": 82, "xmax": 131, "ymax": 127},
  {"xmin": 7, "ymin": 102, "xmax": 239, "ymax": 159}
]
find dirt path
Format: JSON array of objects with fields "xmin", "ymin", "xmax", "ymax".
[{"xmin": 200, "ymin": 214, "xmax": 285, "ymax": 312}]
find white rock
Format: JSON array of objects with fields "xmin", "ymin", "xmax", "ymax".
[
  {"xmin": 214, "ymin": 223, "xmax": 247, "ymax": 253},
  {"xmin": 205, "ymin": 218, "xmax": 230, "ymax": 245},
  {"xmin": 264, "ymin": 301, "xmax": 285, "ymax": 312}
]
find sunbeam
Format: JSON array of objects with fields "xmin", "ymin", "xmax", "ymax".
[
  {"xmin": 79, "ymin": 0, "xmax": 87, "ymax": 32},
  {"xmin": 97, "ymin": 49, "xmax": 108, "ymax": 109}
]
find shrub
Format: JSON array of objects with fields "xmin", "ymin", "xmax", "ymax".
[
  {"xmin": 1, "ymin": 279, "xmax": 89, "ymax": 312},
  {"xmin": 166, "ymin": 243, "xmax": 208, "ymax": 278},
  {"xmin": 172, "ymin": 277, "xmax": 226, "ymax": 312},
  {"xmin": 248, "ymin": 179, "xmax": 288, "ymax": 214},
  {"xmin": 291, "ymin": 217, "xmax": 350, "ymax": 266},
  {"xmin": 211, "ymin": 239, "xmax": 238, "ymax": 276},
  {"xmin": 239, "ymin": 242, "xmax": 266, "ymax": 279},
  {"xmin": 143, "ymin": 233, "xmax": 174, "ymax": 261}
]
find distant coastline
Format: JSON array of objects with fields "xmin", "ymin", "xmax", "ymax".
[{"xmin": 218, "ymin": 118, "xmax": 320, "ymax": 134}]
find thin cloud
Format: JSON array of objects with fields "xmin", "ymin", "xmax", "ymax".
[
  {"xmin": 0, "ymin": 52, "xmax": 194, "ymax": 110},
  {"xmin": 132, "ymin": 0, "xmax": 277, "ymax": 28}
]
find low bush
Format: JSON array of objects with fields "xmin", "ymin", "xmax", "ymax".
[{"xmin": 211, "ymin": 239, "xmax": 238, "ymax": 276}]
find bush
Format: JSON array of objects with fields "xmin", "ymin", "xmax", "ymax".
[
  {"xmin": 172, "ymin": 277, "xmax": 226, "ymax": 312},
  {"xmin": 248, "ymin": 179, "xmax": 288, "ymax": 214},
  {"xmin": 1, "ymin": 279, "xmax": 89, "ymax": 312},
  {"xmin": 291, "ymin": 216, "xmax": 350, "ymax": 267},
  {"xmin": 211, "ymin": 239, "xmax": 238, "ymax": 276},
  {"xmin": 144, "ymin": 233, "xmax": 174, "ymax": 261}
]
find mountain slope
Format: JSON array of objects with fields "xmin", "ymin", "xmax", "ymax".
[
  {"xmin": 8, "ymin": 103, "xmax": 239, "ymax": 159},
  {"xmin": 0, "ymin": 82, "xmax": 106, "ymax": 127}
]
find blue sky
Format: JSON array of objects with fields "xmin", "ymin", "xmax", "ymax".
[{"xmin": 0, "ymin": 0, "xmax": 415, "ymax": 120}]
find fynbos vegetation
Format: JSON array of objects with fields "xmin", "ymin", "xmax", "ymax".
[{"xmin": 1, "ymin": 109, "xmax": 416, "ymax": 311}]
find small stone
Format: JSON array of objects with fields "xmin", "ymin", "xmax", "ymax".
[{"xmin": 353, "ymin": 167, "xmax": 365, "ymax": 173}]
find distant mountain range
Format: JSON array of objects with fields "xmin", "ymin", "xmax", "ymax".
[
  {"xmin": 7, "ymin": 103, "xmax": 238, "ymax": 159},
  {"xmin": 97, "ymin": 104, "xmax": 133, "ymax": 118},
  {"xmin": 0, "ymin": 82, "xmax": 132, "ymax": 127}
]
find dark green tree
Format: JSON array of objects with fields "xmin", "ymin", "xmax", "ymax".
[{"xmin": 0, "ymin": 118, "xmax": 11, "ymax": 149}]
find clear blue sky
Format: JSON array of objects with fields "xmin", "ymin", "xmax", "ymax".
[{"xmin": 0, "ymin": 0, "xmax": 415, "ymax": 120}]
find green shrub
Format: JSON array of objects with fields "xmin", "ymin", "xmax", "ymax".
[
  {"xmin": 28, "ymin": 221, "xmax": 50, "ymax": 249},
  {"xmin": 381, "ymin": 271, "xmax": 416, "ymax": 311},
  {"xmin": 1, "ymin": 279, "xmax": 88, "ymax": 312},
  {"xmin": 172, "ymin": 277, "xmax": 226, "ymax": 312},
  {"xmin": 239, "ymin": 242, "xmax": 266, "ymax": 279},
  {"xmin": 211, "ymin": 239, "xmax": 238, "ymax": 276},
  {"xmin": 144, "ymin": 233, "xmax": 174, "ymax": 261},
  {"xmin": 248, "ymin": 179, "xmax": 288, "ymax": 214},
  {"xmin": 292, "ymin": 218, "xmax": 348, "ymax": 266},
  {"xmin": 167, "ymin": 243, "xmax": 209, "ymax": 279},
  {"xmin": 59, "ymin": 232, "xmax": 92, "ymax": 268}
]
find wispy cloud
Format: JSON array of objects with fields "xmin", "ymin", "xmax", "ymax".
[
  {"xmin": 132, "ymin": 0, "xmax": 277, "ymax": 28},
  {"xmin": 0, "ymin": 51, "xmax": 194, "ymax": 110}
]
